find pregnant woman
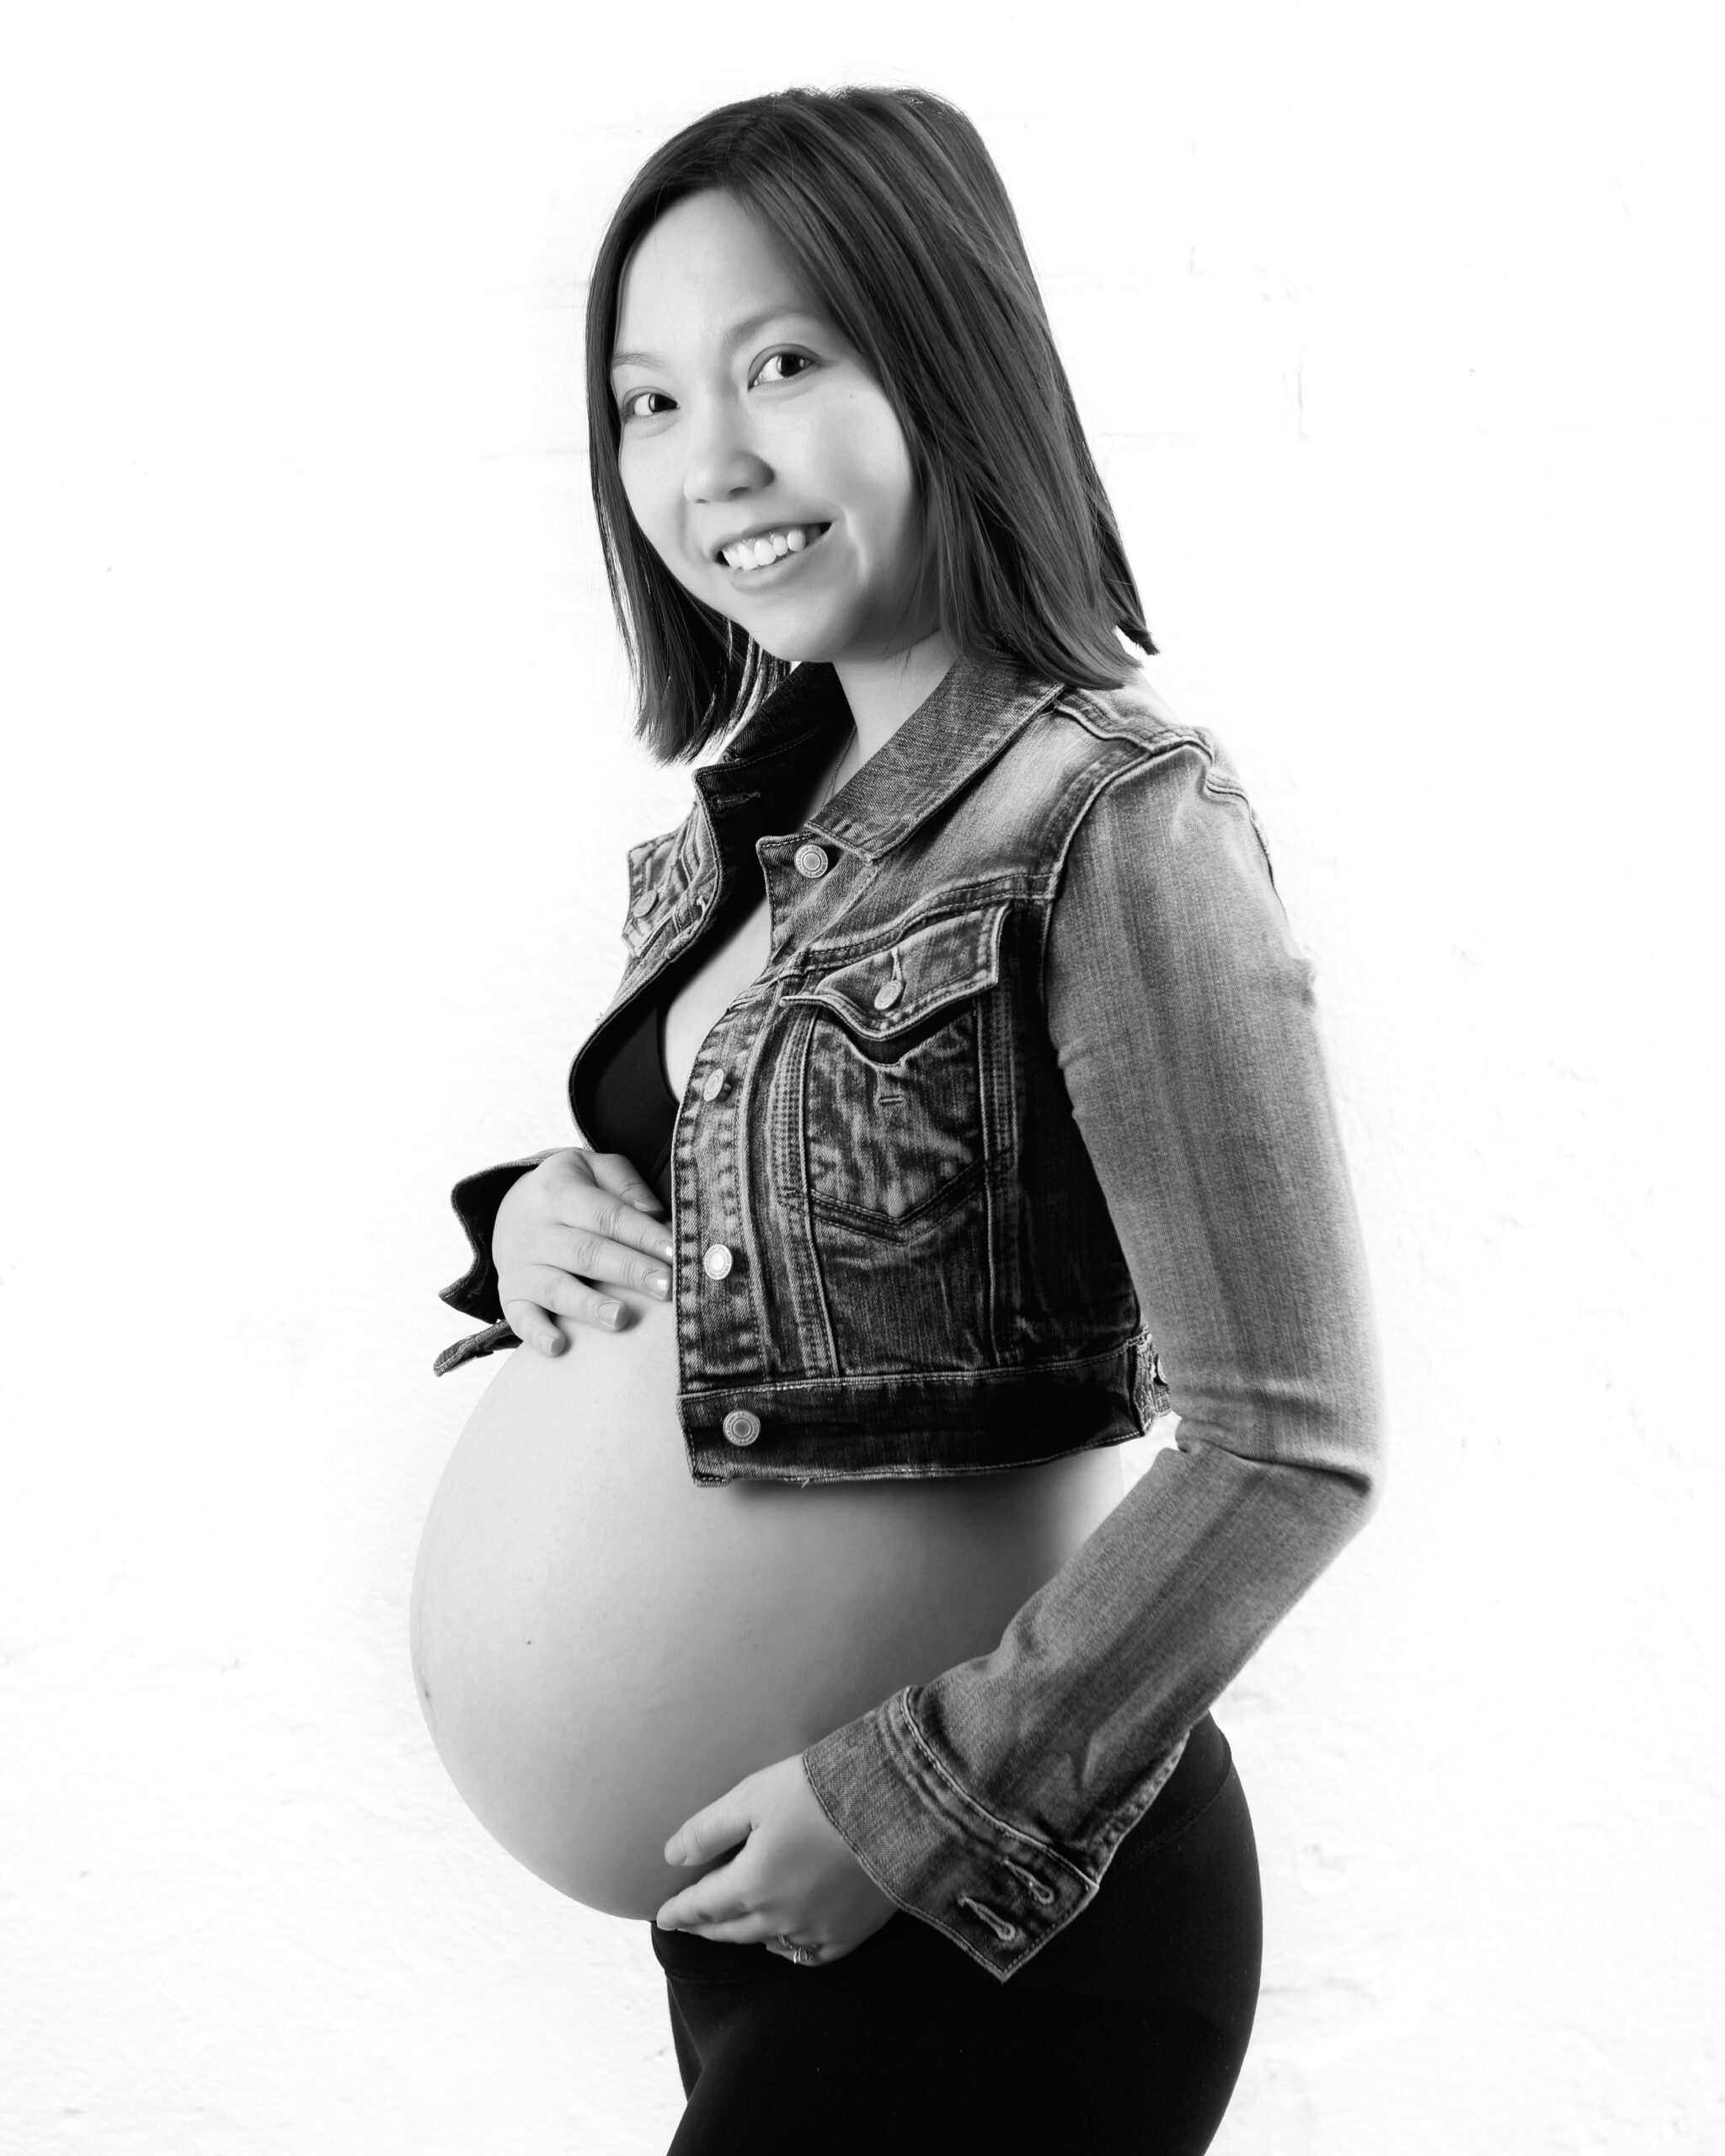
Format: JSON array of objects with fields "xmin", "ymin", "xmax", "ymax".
[{"xmin": 412, "ymin": 85, "xmax": 1383, "ymax": 2153}]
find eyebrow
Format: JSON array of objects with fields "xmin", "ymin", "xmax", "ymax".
[{"xmin": 609, "ymin": 305, "xmax": 818, "ymax": 375}]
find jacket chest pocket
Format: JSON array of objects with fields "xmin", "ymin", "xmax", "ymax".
[{"xmin": 787, "ymin": 902, "xmax": 1007, "ymax": 1235}]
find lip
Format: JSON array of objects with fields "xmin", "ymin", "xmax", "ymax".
[{"xmin": 714, "ymin": 522, "xmax": 833, "ymax": 585}]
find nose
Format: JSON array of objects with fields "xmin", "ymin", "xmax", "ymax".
[{"xmin": 682, "ymin": 398, "xmax": 772, "ymax": 510}]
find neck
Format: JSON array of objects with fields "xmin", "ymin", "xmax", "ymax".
[{"xmin": 830, "ymin": 627, "xmax": 958, "ymax": 770}]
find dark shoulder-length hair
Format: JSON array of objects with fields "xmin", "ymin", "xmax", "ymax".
[{"xmin": 585, "ymin": 84, "xmax": 1156, "ymax": 763}]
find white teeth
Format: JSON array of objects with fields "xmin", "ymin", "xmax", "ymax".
[{"xmin": 722, "ymin": 524, "xmax": 825, "ymax": 572}]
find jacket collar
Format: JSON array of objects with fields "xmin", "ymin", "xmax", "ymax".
[{"xmin": 693, "ymin": 648, "xmax": 1065, "ymax": 862}]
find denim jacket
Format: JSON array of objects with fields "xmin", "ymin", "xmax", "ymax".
[{"xmin": 435, "ymin": 648, "xmax": 1383, "ymax": 1978}]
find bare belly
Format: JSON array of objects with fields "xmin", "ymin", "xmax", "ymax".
[{"xmin": 409, "ymin": 1289, "xmax": 1126, "ymax": 1918}]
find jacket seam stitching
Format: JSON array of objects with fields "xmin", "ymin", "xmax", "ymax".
[
  {"xmin": 681, "ymin": 1326, "xmax": 1156, "ymax": 1401},
  {"xmin": 805, "ymin": 1155, "xmax": 989, "ymax": 1238},
  {"xmin": 788, "ymin": 1006, "xmax": 843, "ymax": 1374},
  {"xmin": 1035, "ymin": 726, "xmax": 1237, "ymax": 1010},
  {"xmin": 894, "ymin": 1693, "xmax": 1099, "ymax": 1892},
  {"xmin": 1049, "ymin": 697, "xmax": 1277, "ymax": 885},
  {"xmin": 784, "ymin": 889, "xmax": 1017, "ymax": 971}
]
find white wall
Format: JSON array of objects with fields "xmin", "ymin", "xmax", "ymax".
[{"xmin": 3, "ymin": 4, "xmax": 1720, "ymax": 2150}]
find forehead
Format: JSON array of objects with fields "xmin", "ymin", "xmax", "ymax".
[{"xmin": 611, "ymin": 191, "xmax": 818, "ymax": 367}]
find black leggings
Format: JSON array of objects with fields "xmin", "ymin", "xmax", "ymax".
[{"xmin": 650, "ymin": 1714, "xmax": 1261, "ymax": 2153}]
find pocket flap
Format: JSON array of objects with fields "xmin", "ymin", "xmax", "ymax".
[
  {"xmin": 791, "ymin": 903, "xmax": 1007, "ymax": 1039},
  {"xmin": 622, "ymin": 825, "xmax": 686, "ymax": 953}
]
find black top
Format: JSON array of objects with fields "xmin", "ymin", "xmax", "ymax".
[
  {"xmin": 588, "ymin": 987, "xmax": 680, "ymax": 1210},
  {"xmin": 578, "ymin": 731, "xmax": 851, "ymax": 1214},
  {"xmin": 585, "ymin": 878, "xmax": 762, "ymax": 1212}
]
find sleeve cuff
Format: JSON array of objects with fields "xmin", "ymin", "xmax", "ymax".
[
  {"xmin": 437, "ymin": 1153, "xmax": 557, "ymax": 1325},
  {"xmin": 432, "ymin": 1317, "xmax": 519, "ymax": 1378},
  {"xmin": 803, "ymin": 1689, "xmax": 1183, "ymax": 1983}
]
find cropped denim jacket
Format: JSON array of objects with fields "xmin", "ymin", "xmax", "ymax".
[{"xmin": 435, "ymin": 647, "xmax": 1384, "ymax": 1979}]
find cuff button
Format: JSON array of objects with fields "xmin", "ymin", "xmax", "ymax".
[{"xmin": 722, "ymin": 1409, "xmax": 761, "ymax": 1447}]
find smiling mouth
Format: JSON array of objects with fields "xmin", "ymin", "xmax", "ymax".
[{"xmin": 716, "ymin": 523, "xmax": 833, "ymax": 575}]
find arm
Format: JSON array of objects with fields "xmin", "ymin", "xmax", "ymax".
[{"xmin": 798, "ymin": 736, "xmax": 1386, "ymax": 1978}]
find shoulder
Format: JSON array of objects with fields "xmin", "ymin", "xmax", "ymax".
[
  {"xmin": 1013, "ymin": 655, "xmax": 1265, "ymax": 868},
  {"xmin": 1017, "ymin": 656, "xmax": 1282, "ymax": 932},
  {"xmin": 1048, "ymin": 656, "xmax": 1245, "ymax": 794}
]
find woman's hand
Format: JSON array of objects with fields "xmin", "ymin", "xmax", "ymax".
[
  {"xmin": 654, "ymin": 1754, "xmax": 898, "ymax": 1967},
  {"xmin": 494, "ymin": 1147, "xmax": 676, "ymax": 1357}
]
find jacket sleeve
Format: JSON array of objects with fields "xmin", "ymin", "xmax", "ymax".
[
  {"xmin": 800, "ymin": 734, "xmax": 1385, "ymax": 1980},
  {"xmin": 431, "ymin": 1151, "xmax": 562, "ymax": 1376}
]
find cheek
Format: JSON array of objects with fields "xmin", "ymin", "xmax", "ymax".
[
  {"xmin": 809, "ymin": 384, "xmax": 918, "ymax": 534},
  {"xmin": 619, "ymin": 462, "xmax": 697, "ymax": 585},
  {"xmin": 834, "ymin": 448, "xmax": 922, "ymax": 567},
  {"xmin": 617, "ymin": 461, "xmax": 658, "ymax": 542}
]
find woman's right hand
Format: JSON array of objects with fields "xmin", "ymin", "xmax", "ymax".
[{"xmin": 493, "ymin": 1148, "xmax": 676, "ymax": 1357}]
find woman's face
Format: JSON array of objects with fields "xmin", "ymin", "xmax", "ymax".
[{"xmin": 610, "ymin": 189, "xmax": 935, "ymax": 666}]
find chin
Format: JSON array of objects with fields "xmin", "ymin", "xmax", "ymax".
[
  {"xmin": 751, "ymin": 631, "xmax": 824, "ymax": 664},
  {"xmin": 740, "ymin": 616, "xmax": 854, "ymax": 667}
]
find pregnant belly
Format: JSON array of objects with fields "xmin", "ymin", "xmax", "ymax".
[{"xmin": 410, "ymin": 1290, "xmax": 1126, "ymax": 1919}]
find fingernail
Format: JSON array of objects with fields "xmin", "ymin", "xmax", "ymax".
[
  {"xmin": 541, "ymin": 1331, "xmax": 563, "ymax": 1354},
  {"xmin": 648, "ymin": 1271, "xmax": 670, "ymax": 1296},
  {"xmin": 632, "ymin": 1196, "xmax": 660, "ymax": 1212},
  {"xmin": 599, "ymin": 1300, "xmax": 623, "ymax": 1328},
  {"xmin": 656, "ymin": 1235, "xmax": 676, "ymax": 1260}
]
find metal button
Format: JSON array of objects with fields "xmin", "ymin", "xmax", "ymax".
[
  {"xmin": 701, "ymin": 1067, "xmax": 727, "ymax": 1102},
  {"xmin": 722, "ymin": 1409, "xmax": 761, "ymax": 1447},
  {"xmin": 636, "ymin": 889, "xmax": 660, "ymax": 914},
  {"xmin": 873, "ymin": 977, "xmax": 904, "ymax": 1011},
  {"xmin": 793, "ymin": 842, "xmax": 830, "ymax": 879},
  {"xmin": 702, "ymin": 1243, "xmax": 734, "ymax": 1280}
]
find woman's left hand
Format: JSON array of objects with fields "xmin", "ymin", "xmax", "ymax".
[{"xmin": 655, "ymin": 1753, "xmax": 897, "ymax": 1966}]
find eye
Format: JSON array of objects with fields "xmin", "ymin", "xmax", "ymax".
[
  {"xmin": 617, "ymin": 350, "xmax": 818, "ymax": 427},
  {"xmin": 754, "ymin": 350, "xmax": 817, "ymax": 387},
  {"xmin": 618, "ymin": 387, "xmax": 674, "ymax": 426}
]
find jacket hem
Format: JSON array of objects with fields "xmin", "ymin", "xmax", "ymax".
[{"xmin": 681, "ymin": 1335, "xmax": 1162, "ymax": 1483}]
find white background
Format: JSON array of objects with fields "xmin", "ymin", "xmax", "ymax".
[{"xmin": 3, "ymin": 4, "xmax": 1721, "ymax": 2150}]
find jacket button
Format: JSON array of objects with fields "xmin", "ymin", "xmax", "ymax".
[
  {"xmin": 636, "ymin": 889, "xmax": 660, "ymax": 914},
  {"xmin": 702, "ymin": 1243, "xmax": 734, "ymax": 1280},
  {"xmin": 722, "ymin": 1409, "xmax": 761, "ymax": 1447},
  {"xmin": 701, "ymin": 1067, "xmax": 727, "ymax": 1102},
  {"xmin": 873, "ymin": 977, "xmax": 904, "ymax": 1011},
  {"xmin": 793, "ymin": 842, "xmax": 830, "ymax": 879}
]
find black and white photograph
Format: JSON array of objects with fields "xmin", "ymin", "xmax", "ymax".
[{"xmin": 3, "ymin": 6, "xmax": 1718, "ymax": 2151}]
